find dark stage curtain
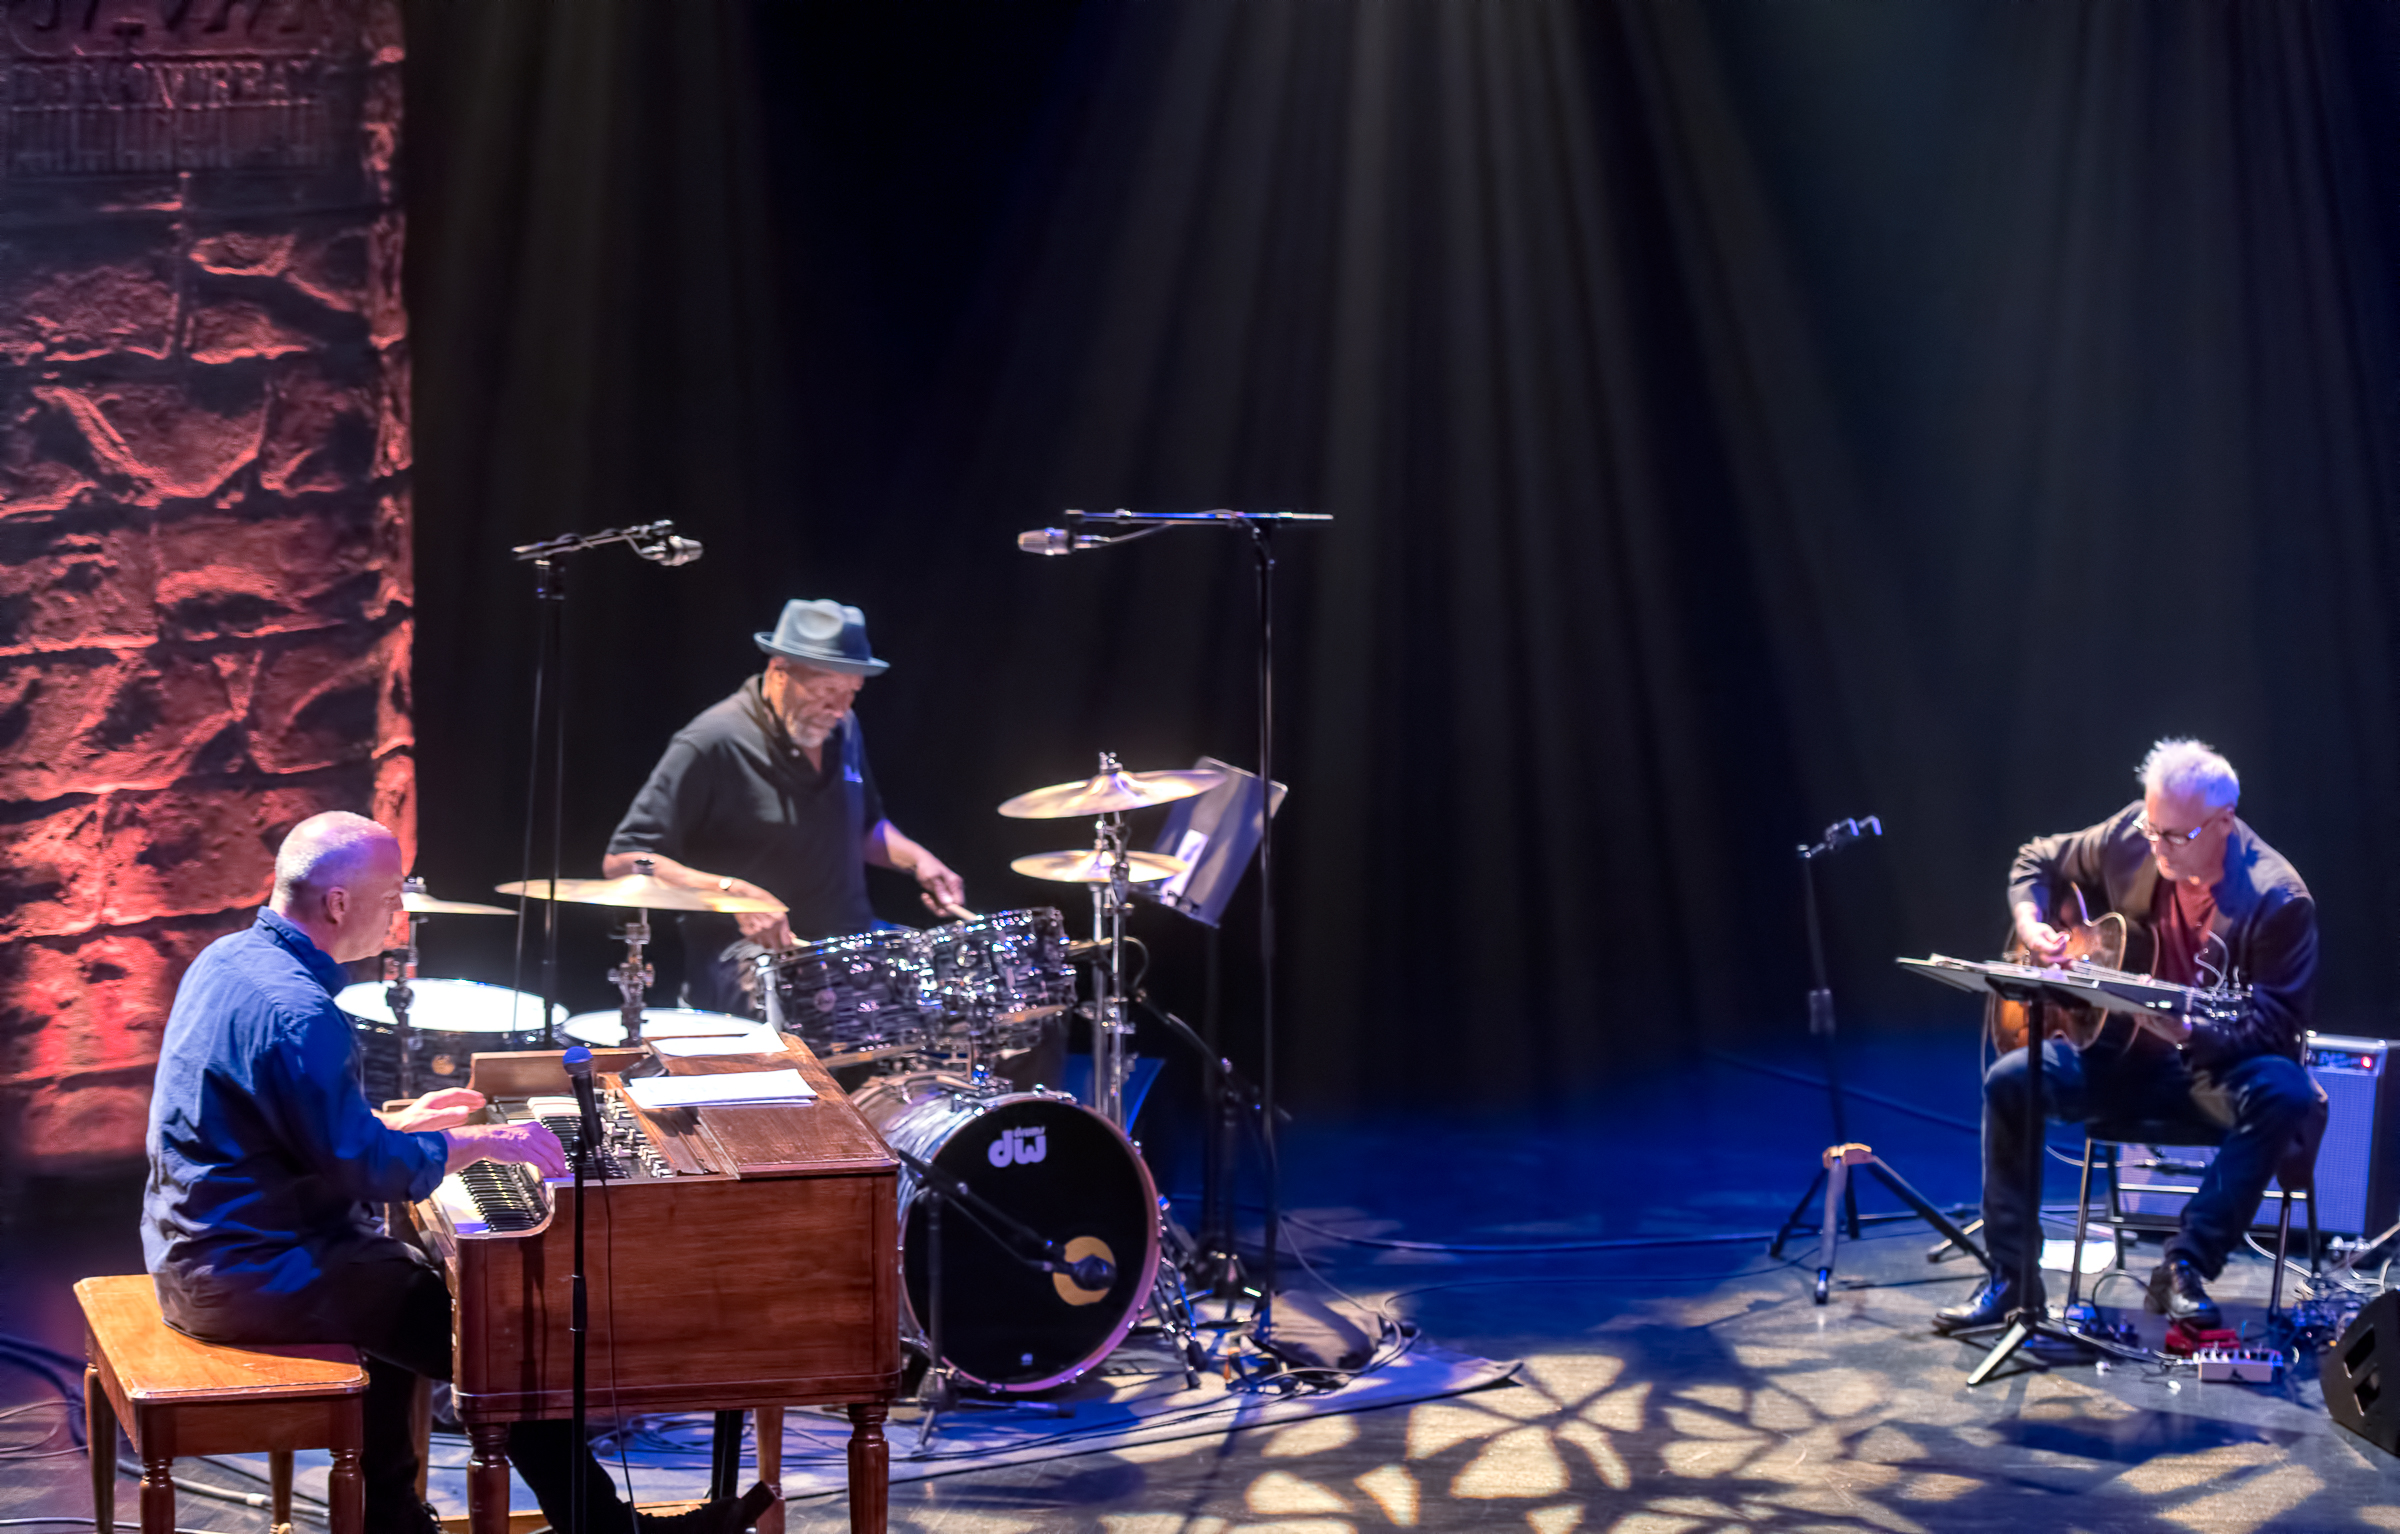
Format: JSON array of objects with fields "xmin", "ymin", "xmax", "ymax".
[{"xmin": 403, "ymin": 0, "xmax": 2400, "ymax": 1110}]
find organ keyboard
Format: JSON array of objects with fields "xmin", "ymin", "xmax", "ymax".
[{"xmin": 407, "ymin": 1035, "xmax": 900, "ymax": 1534}]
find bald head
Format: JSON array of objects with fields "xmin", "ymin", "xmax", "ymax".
[{"xmin": 270, "ymin": 811, "xmax": 404, "ymax": 963}]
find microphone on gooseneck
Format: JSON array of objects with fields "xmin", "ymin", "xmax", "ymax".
[
  {"xmin": 637, "ymin": 533, "xmax": 704, "ymax": 566},
  {"xmin": 561, "ymin": 1045, "xmax": 604, "ymax": 1176}
]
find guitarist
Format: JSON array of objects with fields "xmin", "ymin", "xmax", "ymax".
[{"xmin": 1934, "ymin": 739, "xmax": 2318, "ymax": 1334}]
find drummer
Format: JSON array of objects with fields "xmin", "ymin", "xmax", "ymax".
[{"xmin": 604, "ymin": 598, "xmax": 967, "ymax": 1013}]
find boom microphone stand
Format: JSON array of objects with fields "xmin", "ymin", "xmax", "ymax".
[
  {"xmin": 505, "ymin": 522, "xmax": 701, "ymax": 1045},
  {"xmin": 1767, "ymin": 818, "xmax": 1989, "ymax": 1301},
  {"xmin": 1019, "ymin": 508, "xmax": 1329, "ymax": 1335}
]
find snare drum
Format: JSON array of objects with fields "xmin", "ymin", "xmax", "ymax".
[
  {"xmin": 337, "ymin": 980, "xmax": 562, "ymax": 1104},
  {"xmin": 851, "ymin": 1072, "xmax": 1160, "ymax": 1392},
  {"xmin": 560, "ymin": 1008, "xmax": 756, "ymax": 1046},
  {"xmin": 769, "ymin": 928, "xmax": 934, "ymax": 1056},
  {"xmin": 919, "ymin": 908, "xmax": 1076, "ymax": 1053}
]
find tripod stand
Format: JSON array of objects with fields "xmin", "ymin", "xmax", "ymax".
[{"xmin": 1767, "ymin": 818, "xmax": 1988, "ymax": 1301}]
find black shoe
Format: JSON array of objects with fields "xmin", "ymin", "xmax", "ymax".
[
  {"xmin": 641, "ymin": 1483, "xmax": 779, "ymax": 1534},
  {"xmin": 2146, "ymin": 1258, "xmax": 2223, "ymax": 1329},
  {"xmin": 1932, "ymin": 1274, "xmax": 2044, "ymax": 1334}
]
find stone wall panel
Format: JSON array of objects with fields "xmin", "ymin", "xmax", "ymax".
[
  {"xmin": 0, "ymin": 648, "xmax": 246, "ymax": 802},
  {"xmin": 32, "ymin": 376, "xmax": 271, "ymax": 506},
  {"xmin": 0, "ymin": 511, "xmax": 158, "ymax": 652},
  {"xmin": 244, "ymin": 623, "xmax": 407, "ymax": 776},
  {"xmin": 0, "ymin": 796, "xmax": 106, "ymax": 941},
  {"xmin": 97, "ymin": 775, "xmax": 374, "ymax": 932},
  {"xmin": 0, "ymin": 222, "xmax": 180, "ymax": 365},
  {"xmin": 0, "ymin": 917, "xmax": 239, "ymax": 1091},
  {"xmin": 0, "ymin": 0, "xmax": 409, "ymax": 1178}
]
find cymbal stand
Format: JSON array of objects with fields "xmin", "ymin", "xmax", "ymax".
[
  {"xmin": 1084, "ymin": 758, "xmax": 1137, "ymax": 1131},
  {"xmin": 381, "ymin": 879, "xmax": 429, "ymax": 1099},
  {"xmin": 610, "ymin": 860, "xmax": 657, "ymax": 1045}
]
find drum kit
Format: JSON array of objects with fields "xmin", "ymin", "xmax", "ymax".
[{"xmin": 352, "ymin": 754, "xmax": 1233, "ymax": 1407}]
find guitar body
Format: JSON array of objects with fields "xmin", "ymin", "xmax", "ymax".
[{"xmin": 1985, "ymin": 895, "xmax": 2128, "ymax": 1053}]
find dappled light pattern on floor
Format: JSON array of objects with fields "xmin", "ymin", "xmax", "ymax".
[{"xmin": 794, "ymin": 1228, "xmax": 2400, "ymax": 1533}]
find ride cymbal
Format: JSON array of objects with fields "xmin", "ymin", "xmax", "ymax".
[
  {"xmin": 998, "ymin": 766, "xmax": 1226, "ymax": 819},
  {"xmin": 401, "ymin": 891, "xmax": 513, "ymax": 916},
  {"xmin": 495, "ymin": 875, "xmax": 788, "ymax": 914},
  {"xmin": 1008, "ymin": 849, "xmax": 1188, "ymax": 884}
]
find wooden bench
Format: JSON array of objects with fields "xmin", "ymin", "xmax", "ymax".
[{"xmin": 76, "ymin": 1276, "xmax": 367, "ymax": 1534}]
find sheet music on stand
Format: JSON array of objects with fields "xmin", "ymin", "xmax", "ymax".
[
  {"xmin": 1898, "ymin": 954, "xmax": 2241, "ymax": 1027},
  {"xmin": 1140, "ymin": 755, "xmax": 1287, "ymax": 928}
]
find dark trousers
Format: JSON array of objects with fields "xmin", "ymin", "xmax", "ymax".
[
  {"xmin": 1981, "ymin": 1037, "xmax": 2315, "ymax": 1283},
  {"xmin": 170, "ymin": 1238, "xmax": 637, "ymax": 1534}
]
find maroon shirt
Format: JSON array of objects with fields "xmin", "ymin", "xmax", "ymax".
[{"xmin": 2150, "ymin": 875, "xmax": 2219, "ymax": 986}]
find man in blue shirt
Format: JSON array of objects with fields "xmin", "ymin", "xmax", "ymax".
[{"xmin": 144, "ymin": 812, "xmax": 773, "ymax": 1534}]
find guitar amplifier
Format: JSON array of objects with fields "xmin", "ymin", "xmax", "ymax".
[{"xmin": 2113, "ymin": 1032, "xmax": 2400, "ymax": 1237}]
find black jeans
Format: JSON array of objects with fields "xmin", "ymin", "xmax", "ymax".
[
  {"xmin": 167, "ymin": 1237, "xmax": 636, "ymax": 1534},
  {"xmin": 1980, "ymin": 1037, "xmax": 2315, "ymax": 1283}
]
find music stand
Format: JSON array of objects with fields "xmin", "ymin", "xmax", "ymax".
[{"xmin": 1899, "ymin": 956, "xmax": 2160, "ymax": 1380}]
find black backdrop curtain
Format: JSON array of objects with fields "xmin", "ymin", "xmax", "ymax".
[{"xmin": 403, "ymin": 0, "xmax": 2400, "ymax": 1111}]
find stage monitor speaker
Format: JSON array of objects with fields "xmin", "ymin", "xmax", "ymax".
[
  {"xmin": 2113, "ymin": 1031, "xmax": 2400, "ymax": 1236},
  {"xmin": 2326, "ymin": 1292, "xmax": 2400, "ymax": 1457}
]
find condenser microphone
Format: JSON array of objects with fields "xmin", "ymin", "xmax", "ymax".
[
  {"xmin": 1017, "ymin": 527, "xmax": 1074, "ymax": 556},
  {"xmin": 636, "ymin": 533, "xmax": 704, "ymax": 566},
  {"xmin": 1823, "ymin": 815, "xmax": 1883, "ymax": 850}
]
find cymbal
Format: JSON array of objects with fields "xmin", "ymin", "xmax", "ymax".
[
  {"xmin": 1008, "ymin": 849, "xmax": 1187, "ymax": 885},
  {"xmin": 998, "ymin": 766, "xmax": 1226, "ymax": 820},
  {"xmin": 495, "ymin": 875, "xmax": 788, "ymax": 915},
  {"xmin": 402, "ymin": 891, "xmax": 513, "ymax": 916}
]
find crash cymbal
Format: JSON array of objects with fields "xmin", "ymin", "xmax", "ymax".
[
  {"xmin": 402, "ymin": 891, "xmax": 513, "ymax": 916},
  {"xmin": 998, "ymin": 766, "xmax": 1226, "ymax": 820},
  {"xmin": 495, "ymin": 875, "xmax": 787, "ymax": 915},
  {"xmin": 1008, "ymin": 848, "xmax": 1188, "ymax": 885}
]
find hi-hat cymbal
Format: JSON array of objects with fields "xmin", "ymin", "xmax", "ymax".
[
  {"xmin": 1009, "ymin": 849, "xmax": 1188, "ymax": 885},
  {"xmin": 495, "ymin": 875, "xmax": 787, "ymax": 915},
  {"xmin": 998, "ymin": 766, "xmax": 1226, "ymax": 820},
  {"xmin": 402, "ymin": 891, "xmax": 513, "ymax": 916}
]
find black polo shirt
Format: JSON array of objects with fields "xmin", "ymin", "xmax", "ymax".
[{"xmin": 608, "ymin": 678, "xmax": 886, "ymax": 948}]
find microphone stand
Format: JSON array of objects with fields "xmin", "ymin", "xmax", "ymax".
[
  {"xmin": 505, "ymin": 522, "xmax": 700, "ymax": 1046},
  {"xmin": 1027, "ymin": 508, "xmax": 1329, "ymax": 1339},
  {"xmin": 888, "ymin": 1145, "xmax": 1113, "ymax": 1449},
  {"xmin": 1766, "ymin": 819, "xmax": 1989, "ymax": 1302},
  {"xmin": 560, "ymin": 1045, "xmax": 607, "ymax": 1534}
]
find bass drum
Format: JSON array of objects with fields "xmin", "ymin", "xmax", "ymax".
[{"xmin": 852, "ymin": 1074, "xmax": 1160, "ymax": 1392}]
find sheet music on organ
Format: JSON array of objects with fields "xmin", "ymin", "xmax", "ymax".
[{"xmin": 623, "ymin": 1067, "xmax": 816, "ymax": 1110}]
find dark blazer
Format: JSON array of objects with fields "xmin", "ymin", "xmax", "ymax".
[{"xmin": 2006, "ymin": 800, "xmax": 2316, "ymax": 1067}]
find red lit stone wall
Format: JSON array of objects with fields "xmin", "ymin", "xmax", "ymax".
[{"xmin": 0, "ymin": 0, "xmax": 409, "ymax": 1177}]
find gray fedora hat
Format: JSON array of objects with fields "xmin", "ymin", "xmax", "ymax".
[{"xmin": 754, "ymin": 598, "xmax": 889, "ymax": 676}]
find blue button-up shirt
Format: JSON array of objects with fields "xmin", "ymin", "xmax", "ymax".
[{"xmin": 143, "ymin": 909, "xmax": 447, "ymax": 1335}]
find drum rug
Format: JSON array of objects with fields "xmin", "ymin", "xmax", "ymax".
[{"xmin": 212, "ymin": 1329, "xmax": 1517, "ymax": 1515}]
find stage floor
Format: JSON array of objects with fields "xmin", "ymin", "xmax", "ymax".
[{"xmin": 8, "ymin": 1026, "xmax": 2399, "ymax": 1532}]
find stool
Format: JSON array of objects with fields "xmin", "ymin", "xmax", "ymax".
[
  {"xmin": 2065, "ymin": 1088, "xmax": 2328, "ymax": 1320},
  {"xmin": 76, "ymin": 1276, "xmax": 367, "ymax": 1534}
]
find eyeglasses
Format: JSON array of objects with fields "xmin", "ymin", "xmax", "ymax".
[{"xmin": 2137, "ymin": 813, "xmax": 2218, "ymax": 845}]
